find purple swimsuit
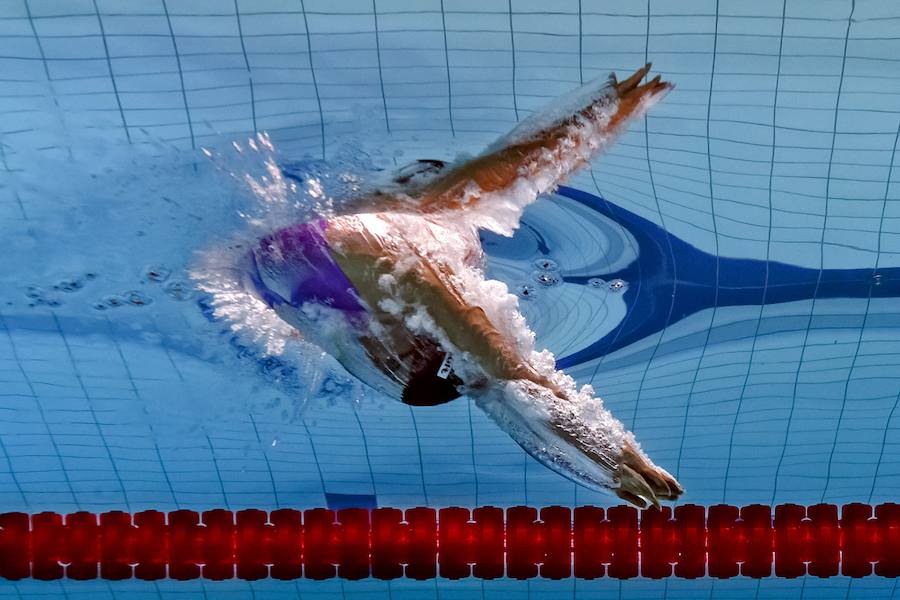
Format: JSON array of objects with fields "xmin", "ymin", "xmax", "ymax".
[{"xmin": 246, "ymin": 219, "xmax": 365, "ymax": 314}]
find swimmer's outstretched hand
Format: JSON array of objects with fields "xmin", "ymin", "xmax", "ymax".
[
  {"xmin": 337, "ymin": 63, "xmax": 671, "ymax": 220},
  {"xmin": 471, "ymin": 377, "xmax": 684, "ymax": 510},
  {"xmin": 608, "ymin": 62, "xmax": 673, "ymax": 132},
  {"xmin": 406, "ymin": 63, "xmax": 672, "ymax": 214},
  {"xmin": 614, "ymin": 439, "xmax": 683, "ymax": 509}
]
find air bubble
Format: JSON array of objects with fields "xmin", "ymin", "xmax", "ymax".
[
  {"xmin": 532, "ymin": 270, "xmax": 562, "ymax": 287},
  {"xmin": 102, "ymin": 294, "xmax": 126, "ymax": 308},
  {"xmin": 608, "ymin": 279, "xmax": 628, "ymax": 293},
  {"xmin": 84, "ymin": 273, "xmax": 97, "ymax": 280},
  {"xmin": 53, "ymin": 278, "xmax": 83, "ymax": 293},
  {"xmin": 124, "ymin": 290, "xmax": 152, "ymax": 307},
  {"xmin": 165, "ymin": 280, "xmax": 193, "ymax": 301},
  {"xmin": 532, "ymin": 257, "xmax": 559, "ymax": 271},
  {"xmin": 517, "ymin": 283, "xmax": 537, "ymax": 300},
  {"xmin": 587, "ymin": 277, "xmax": 607, "ymax": 289},
  {"xmin": 28, "ymin": 297, "xmax": 61, "ymax": 308},
  {"xmin": 92, "ymin": 302, "xmax": 108, "ymax": 311},
  {"xmin": 143, "ymin": 265, "xmax": 171, "ymax": 283}
]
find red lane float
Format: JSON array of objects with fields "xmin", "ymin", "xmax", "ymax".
[{"xmin": 1, "ymin": 503, "xmax": 899, "ymax": 580}]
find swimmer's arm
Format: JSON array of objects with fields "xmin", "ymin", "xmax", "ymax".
[
  {"xmin": 325, "ymin": 218, "xmax": 550, "ymax": 386},
  {"xmin": 397, "ymin": 261, "xmax": 555, "ymax": 389},
  {"xmin": 416, "ymin": 64, "xmax": 671, "ymax": 212}
]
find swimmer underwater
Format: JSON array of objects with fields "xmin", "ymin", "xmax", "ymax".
[{"xmin": 242, "ymin": 64, "xmax": 683, "ymax": 509}]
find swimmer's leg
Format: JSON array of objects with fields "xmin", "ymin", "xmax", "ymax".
[{"xmin": 322, "ymin": 217, "xmax": 545, "ymax": 387}]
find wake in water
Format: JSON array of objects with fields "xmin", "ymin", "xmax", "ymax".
[{"xmin": 194, "ymin": 64, "xmax": 682, "ymax": 508}]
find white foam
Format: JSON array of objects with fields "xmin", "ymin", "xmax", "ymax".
[
  {"xmin": 485, "ymin": 74, "xmax": 617, "ymax": 152},
  {"xmin": 191, "ymin": 238, "xmax": 299, "ymax": 357}
]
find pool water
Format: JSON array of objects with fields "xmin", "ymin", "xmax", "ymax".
[{"xmin": 2, "ymin": 0, "xmax": 900, "ymax": 597}]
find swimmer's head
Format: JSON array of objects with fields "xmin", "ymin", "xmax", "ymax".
[{"xmin": 473, "ymin": 379, "xmax": 682, "ymax": 508}]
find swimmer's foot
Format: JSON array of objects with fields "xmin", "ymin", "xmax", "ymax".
[{"xmin": 614, "ymin": 439, "xmax": 683, "ymax": 509}]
